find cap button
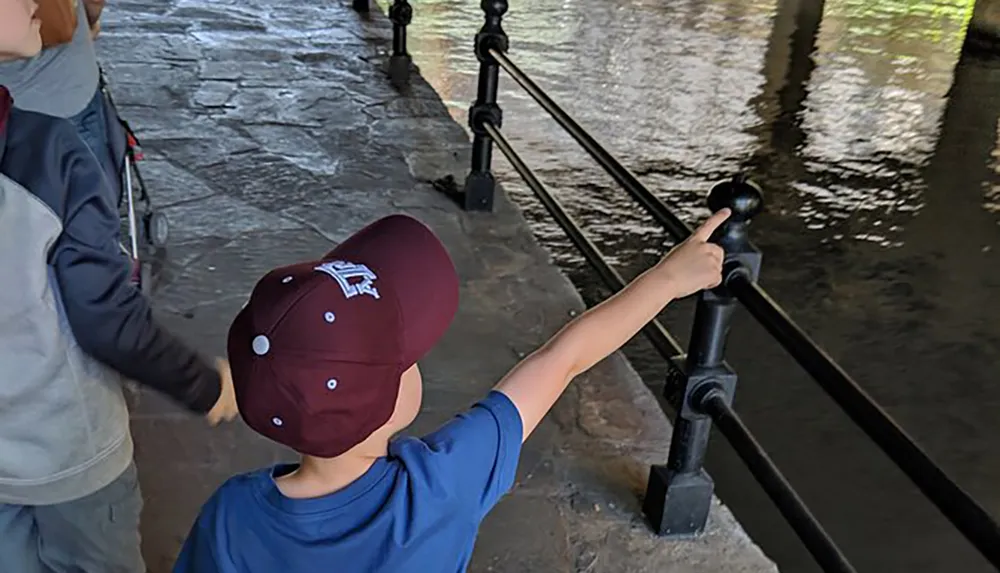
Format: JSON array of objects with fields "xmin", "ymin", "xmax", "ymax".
[{"xmin": 252, "ymin": 335, "xmax": 270, "ymax": 356}]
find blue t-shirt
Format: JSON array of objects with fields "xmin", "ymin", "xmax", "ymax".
[{"xmin": 174, "ymin": 391, "xmax": 523, "ymax": 573}]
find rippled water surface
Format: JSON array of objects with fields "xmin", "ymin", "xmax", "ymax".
[{"xmin": 407, "ymin": 1, "xmax": 1000, "ymax": 571}]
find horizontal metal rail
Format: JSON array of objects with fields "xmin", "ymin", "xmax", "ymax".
[
  {"xmin": 701, "ymin": 388, "xmax": 857, "ymax": 573},
  {"xmin": 488, "ymin": 48, "xmax": 693, "ymax": 242},
  {"xmin": 728, "ymin": 275, "xmax": 1000, "ymax": 568},
  {"xmin": 491, "ymin": 49, "xmax": 1000, "ymax": 568},
  {"xmin": 482, "ymin": 121, "xmax": 684, "ymax": 360}
]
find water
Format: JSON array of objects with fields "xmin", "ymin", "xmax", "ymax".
[{"xmin": 406, "ymin": 0, "xmax": 1000, "ymax": 571}]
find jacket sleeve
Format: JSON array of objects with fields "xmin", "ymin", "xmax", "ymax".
[{"xmin": 49, "ymin": 127, "xmax": 221, "ymax": 413}]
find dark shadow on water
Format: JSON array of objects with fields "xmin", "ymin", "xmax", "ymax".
[{"xmin": 699, "ymin": 43, "xmax": 1000, "ymax": 573}]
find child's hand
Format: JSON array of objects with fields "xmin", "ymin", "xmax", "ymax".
[
  {"xmin": 655, "ymin": 209, "xmax": 731, "ymax": 299},
  {"xmin": 206, "ymin": 358, "xmax": 239, "ymax": 426}
]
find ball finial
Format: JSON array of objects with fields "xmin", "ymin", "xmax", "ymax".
[
  {"xmin": 483, "ymin": 0, "xmax": 509, "ymax": 16},
  {"xmin": 707, "ymin": 175, "xmax": 763, "ymax": 223}
]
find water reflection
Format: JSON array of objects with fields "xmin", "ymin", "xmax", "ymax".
[
  {"xmin": 788, "ymin": 0, "xmax": 973, "ymax": 246},
  {"xmin": 412, "ymin": 0, "xmax": 778, "ymax": 271},
  {"xmin": 411, "ymin": 0, "xmax": 978, "ymax": 257},
  {"xmin": 408, "ymin": 0, "xmax": 1000, "ymax": 571}
]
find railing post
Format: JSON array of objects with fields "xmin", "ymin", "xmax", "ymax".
[
  {"xmin": 463, "ymin": 0, "xmax": 509, "ymax": 212},
  {"xmin": 388, "ymin": 0, "xmax": 413, "ymax": 87},
  {"xmin": 643, "ymin": 175, "xmax": 764, "ymax": 537}
]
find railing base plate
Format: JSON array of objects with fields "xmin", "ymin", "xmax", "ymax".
[
  {"xmin": 389, "ymin": 54, "xmax": 411, "ymax": 89},
  {"xmin": 462, "ymin": 171, "xmax": 496, "ymax": 212},
  {"xmin": 643, "ymin": 466, "xmax": 713, "ymax": 538}
]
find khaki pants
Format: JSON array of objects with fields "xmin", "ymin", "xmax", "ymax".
[{"xmin": 0, "ymin": 462, "xmax": 145, "ymax": 573}]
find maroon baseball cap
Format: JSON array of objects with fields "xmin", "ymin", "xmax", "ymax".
[{"xmin": 228, "ymin": 214, "xmax": 459, "ymax": 458}]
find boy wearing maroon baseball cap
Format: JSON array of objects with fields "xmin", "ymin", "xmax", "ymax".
[{"xmin": 175, "ymin": 209, "xmax": 730, "ymax": 573}]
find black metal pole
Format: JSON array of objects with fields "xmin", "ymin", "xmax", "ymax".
[
  {"xmin": 727, "ymin": 274, "xmax": 1000, "ymax": 567},
  {"xmin": 699, "ymin": 389, "xmax": 858, "ymax": 573},
  {"xmin": 387, "ymin": 0, "xmax": 412, "ymax": 87},
  {"xmin": 488, "ymin": 49, "xmax": 691, "ymax": 240},
  {"xmin": 461, "ymin": 1, "xmax": 509, "ymax": 212},
  {"xmin": 643, "ymin": 177, "xmax": 764, "ymax": 537}
]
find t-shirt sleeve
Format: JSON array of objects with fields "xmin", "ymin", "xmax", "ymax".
[
  {"xmin": 405, "ymin": 391, "xmax": 524, "ymax": 519},
  {"xmin": 173, "ymin": 493, "xmax": 223, "ymax": 573},
  {"xmin": 173, "ymin": 524, "xmax": 207, "ymax": 573}
]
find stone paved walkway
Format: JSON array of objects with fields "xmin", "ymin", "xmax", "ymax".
[{"xmin": 98, "ymin": 1, "xmax": 777, "ymax": 571}]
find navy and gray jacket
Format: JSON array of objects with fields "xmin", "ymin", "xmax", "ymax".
[{"xmin": 0, "ymin": 87, "xmax": 220, "ymax": 505}]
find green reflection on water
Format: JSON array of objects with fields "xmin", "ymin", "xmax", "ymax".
[{"xmin": 821, "ymin": 0, "xmax": 975, "ymax": 57}]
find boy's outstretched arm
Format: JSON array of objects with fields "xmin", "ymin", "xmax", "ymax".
[{"xmin": 494, "ymin": 209, "xmax": 731, "ymax": 441}]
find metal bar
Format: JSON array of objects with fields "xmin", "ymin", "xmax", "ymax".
[
  {"xmin": 462, "ymin": 3, "xmax": 509, "ymax": 212},
  {"xmin": 701, "ymin": 389, "xmax": 857, "ymax": 573},
  {"xmin": 686, "ymin": 295, "xmax": 737, "ymax": 373},
  {"xmin": 666, "ymin": 417, "xmax": 713, "ymax": 475},
  {"xmin": 483, "ymin": 121, "xmax": 685, "ymax": 359},
  {"xmin": 650, "ymin": 295, "xmax": 737, "ymax": 534},
  {"xmin": 489, "ymin": 48, "xmax": 692, "ymax": 242},
  {"xmin": 387, "ymin": 0, "xmax": 412, "ymax": 86},
  {"xmin": 390, "ymin": 0, "xmax": 410, "ymax": 58},
  {"xmin": 470, "ymin": 66, "xmax": 500, "ymax": 176},
  {"xmin": 393, "ymin": 23, "xmax": 407, "ymax": 57},
  {"xmin": 648, "ymin": 180, "xmax": 761, "ymax": 537},
  {"xmin": 728, "ymin": 274, "xmax": 1000, "ymax": 567}
]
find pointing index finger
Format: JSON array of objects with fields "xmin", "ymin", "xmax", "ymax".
[{"xmin": 692, "ymin": 208, "xmax": 731, "ymax": 242}]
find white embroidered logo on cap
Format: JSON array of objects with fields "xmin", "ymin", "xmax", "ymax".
[{"xmin": 314, "ymin": 261, "xmax": 380, "ymax": 300}]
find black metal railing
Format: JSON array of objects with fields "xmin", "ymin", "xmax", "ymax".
[
  {"xmin": 483, "ymin": 122, "xmax": 686, "ymax": 362},
  {"xmin": 354, "ymin": 0, "xmax": 412, "ymax": 87},
  {"xmin": 449, "ymin": 1, "xmax": 1000, "ymax": 571}
]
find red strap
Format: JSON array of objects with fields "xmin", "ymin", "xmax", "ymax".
[{"xmin": 0, "ymin": 86, "xmax": 12, "ymax": 135}]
